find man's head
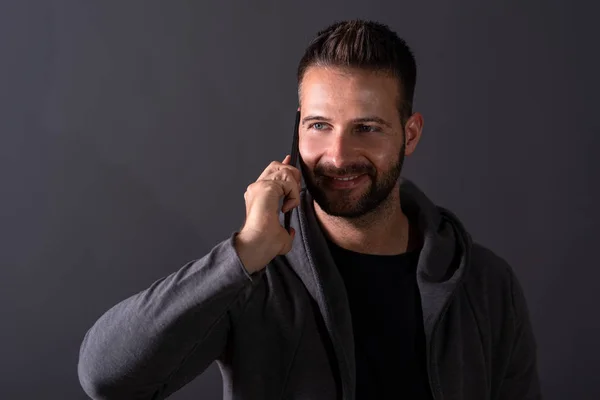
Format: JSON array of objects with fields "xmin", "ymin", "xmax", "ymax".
[{"xmin": 296, "ymin": 20, "xmax": 423, "ymax": 219}]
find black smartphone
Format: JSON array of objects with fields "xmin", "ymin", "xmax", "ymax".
[{"xmin": 284, "ymin": 109, "xmax": 301, "ymax": 233}]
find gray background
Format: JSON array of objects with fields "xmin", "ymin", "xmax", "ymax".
[{"xmin": 1, "ymin": 0, "xmax": 598, "ymax": 399}]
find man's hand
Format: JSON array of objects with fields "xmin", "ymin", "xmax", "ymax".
[{"xmin": 234, "ymin": 155, "xmax": 302, "ymax": 273}]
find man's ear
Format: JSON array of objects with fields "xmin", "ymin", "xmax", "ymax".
[{"xmin": 404, "ymin": 112, "xmax": 424, "ymax": 156}]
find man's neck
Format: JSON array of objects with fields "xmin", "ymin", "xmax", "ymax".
[{"xmin": 313, "ymin": 190, "xmax": 414, "ymax": 256}]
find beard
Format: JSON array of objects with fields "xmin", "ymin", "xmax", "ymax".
[{"xmin": 300, "ymin": 141, "xmax": 405, "ymax": 219}]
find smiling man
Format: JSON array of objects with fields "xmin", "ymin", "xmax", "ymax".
[
  {"xmin": 298, "ymin": 64, "xmax": 417, "ymax": 250},
  {"xmin": 78, "ymin": 20, "xmax": 541, "ymax": 400}
]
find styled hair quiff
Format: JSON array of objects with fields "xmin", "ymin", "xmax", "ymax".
[{"xmin": 297, "ymin": 20, "xmax": 417, "ymax": 125}]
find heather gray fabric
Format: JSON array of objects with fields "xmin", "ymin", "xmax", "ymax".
[{"xmin": 77, "ymin": 178, "xmax": 541, "ymax": 399}]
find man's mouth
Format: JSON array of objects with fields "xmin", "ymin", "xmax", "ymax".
[
  {"xmin": 330, "ymin": 175, "xmax": 362, "ymax": 181},
  {"xmin": 323, "ymin": 174, "xmax": 368, "ymax": 189}
]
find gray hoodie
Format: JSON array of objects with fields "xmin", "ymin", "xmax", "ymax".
[{"xmin": 78, "ymin": 178, "xmax": 541, "ymax": 400}]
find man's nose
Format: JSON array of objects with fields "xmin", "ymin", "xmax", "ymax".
[{"xmin": 325, "ymin": 131, "xmax": 359, "ymax": 169}]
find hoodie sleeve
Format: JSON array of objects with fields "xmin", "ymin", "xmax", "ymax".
[
  {"xmin": 497, "ymin": 269, "xmax": 542, "ymax": 399},
  {"xmin": 77, "ymin": 232, "xmax": 263, "ymax": 400}
]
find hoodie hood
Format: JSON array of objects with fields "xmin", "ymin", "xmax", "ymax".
[
  {"xmin": 281, "ymin": 176, "xmax": 472, "ymax": 400},
  {"xmin": 398, "ymin": 178, "xmax": 472, "ymax": 334}
]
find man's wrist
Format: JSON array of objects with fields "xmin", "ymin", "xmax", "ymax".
[{"xmin": 234, "ymin": 231, "xmax": 270, "ymax": 274}]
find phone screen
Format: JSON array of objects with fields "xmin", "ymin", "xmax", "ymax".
[{"xmin": 284, "ymin": 110, "xmax": 301, "ymax": 233}]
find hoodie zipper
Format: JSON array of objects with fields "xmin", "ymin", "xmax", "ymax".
[
  {"xmin": 427, "ymin": 281, "xmax": 465, "ymax": 399},
  {"xmin": 427, "ymin": 314, "xmax": 442, "ymax": 399},
  {"xmin": 313, "ymin": 276, "xmax": 351, "ymax": 399}
]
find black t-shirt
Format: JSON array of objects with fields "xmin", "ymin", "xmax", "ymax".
[{"xmin": 326, "ymin": 237, "xmax": 434, "ymax": 399}]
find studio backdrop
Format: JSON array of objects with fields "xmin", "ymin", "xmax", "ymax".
[{"xmin": 1, "ymin": 1, "xmax": 598, "ymax": 399}]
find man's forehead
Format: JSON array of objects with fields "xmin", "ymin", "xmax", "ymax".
[
  {"xmin": 300, "ymin": 83, "xmax": 397, "ymax": 116},
  {"xmin": 299, "ymin": 67, "xmax": 399, "ymax": 107}
]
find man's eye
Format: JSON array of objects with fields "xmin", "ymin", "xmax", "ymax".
[
  {"xmin": 309, "ymin": 123, "xmax": 326, "ymax": 130},
  {"xmin": 357, "ymin": 125, "xmax": 380, "ymax": 133}
]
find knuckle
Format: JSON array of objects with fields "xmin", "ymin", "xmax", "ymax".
[
  {"xmin": 281, "ymin": 169, "xmax": 294, "ymax": 182},
  {"xmin": 259, "ymin": 180, "xmax": 276, "ymax": 193}
]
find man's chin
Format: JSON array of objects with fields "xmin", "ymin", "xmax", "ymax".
[{"xmin": 312, "ymin": 189, "xmax": 372, "ymax": 218}]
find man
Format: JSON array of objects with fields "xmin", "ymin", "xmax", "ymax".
[{"xmin": 78, "ymin": 20, "xmax": 541, "ymax": 399}]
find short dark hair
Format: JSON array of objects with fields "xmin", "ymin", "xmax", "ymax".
[{"xmin": 297, "ymin": 19, "xmax": 417, "ymax": 125}]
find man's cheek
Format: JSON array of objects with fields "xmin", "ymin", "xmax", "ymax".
[{"xmin": 299, "ymin": 136, "xmax": 328, "ymax": 161}]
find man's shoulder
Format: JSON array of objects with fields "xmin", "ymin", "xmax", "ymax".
[
  {"xmin": 469, "ymin": 242, "xmax": 516, "ymax": 279},
  {"xmin": 464, "ymin": 242, "xmax": 522, "ymax": 305},
  {"xmin": 464, "ymin": 242, "xmax": 534, "ymax": 348}
]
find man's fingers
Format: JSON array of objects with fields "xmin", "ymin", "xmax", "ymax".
[{"xmin": 257, "ymin": 156, "xmax": 302, "ymax": 186}]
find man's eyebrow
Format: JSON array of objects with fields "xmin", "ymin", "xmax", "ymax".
[
  {"xmin": 352, "ymin": 116, "xmax": 392, "ymax": 128},
  {"xmin": 301, "ymin": 115, "xmax": 392, "ymax": 128},
  {"xmin": 301, "ymin": 115, "xmax": 331, "ymax": 125}
]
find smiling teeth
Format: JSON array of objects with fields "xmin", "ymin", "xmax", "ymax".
[{"xmin": 334, "ymin": 175, "xmax": 359, "ymax": 181}]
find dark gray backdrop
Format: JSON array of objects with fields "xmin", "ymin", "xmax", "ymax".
[{"xmin": 1, "ymin": 1, "xmax": 598, "ymax": 399}]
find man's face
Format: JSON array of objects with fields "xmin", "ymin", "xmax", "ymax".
[{"xmin": 298, "ymin": 66, "xmax": 408, "ymax": 218}]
